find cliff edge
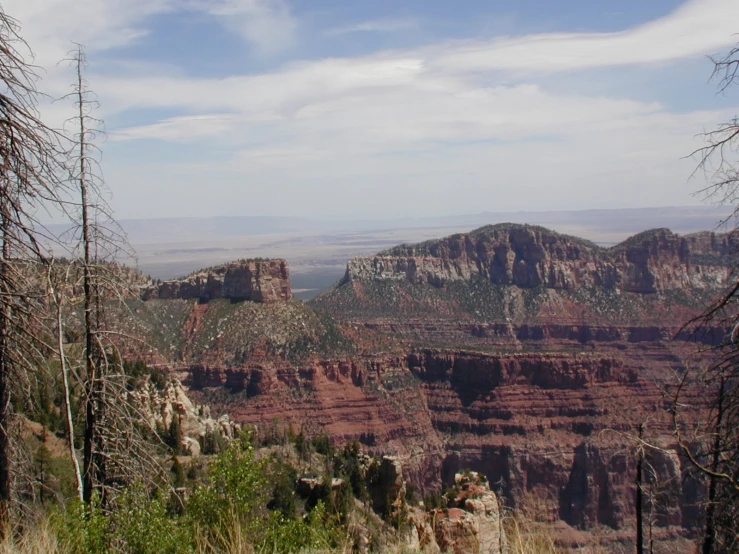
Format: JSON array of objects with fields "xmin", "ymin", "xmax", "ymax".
[{"xmin": 143, "ymin": 259, "xmax": 291, "ymax": 304}]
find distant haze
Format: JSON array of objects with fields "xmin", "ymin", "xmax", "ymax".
[{"xmin": 79, "ymin": 205, "xmax": 730, "ymax": 300}]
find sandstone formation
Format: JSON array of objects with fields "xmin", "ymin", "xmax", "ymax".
[
  {"xmin": 344, "ymin": 225, "xmax": 734, "ymax": 293},
  {"xmin": 143, "ymin": 259, "xmax": 291, "ymax": 304},
  {"xmin": 431, "ymin": 472, "xmax": 506, "ymax": 554},
  {"xmin": 133, "ymin": 378, "xmax": 238, "ymax": 456}
]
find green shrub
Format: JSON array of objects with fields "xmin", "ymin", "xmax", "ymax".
[
  {"xmin": 268, "ymin": 461, "xmax": 298, "ymax": 519},
  {"xmin": 423, "ymin": 491, "xmax": 445, "ymax": 510},
  {"xmin": 312, "ymin": 434, "xmax": 332, "ymax": 457},
  {"xmin": 201, "ymin": 428, "xmax": 227, "ymax": 455},
  {"xmin": 187, "ymin": 431, "xmax": 268, "ymax": 538},
  {"xmin": 260, "ymin": 501, "xmax": 344, "ymax": 553},
  {"xmin": 53, "ymin": 499, "xmax": 108, "ymax": 554},
  {"xmin": 53, "ymin": 486, "xmax": 192, "ymax": 554},
  {"xmin": 109, "ymin": 485, "xmax": 193, "ymax": 554}
]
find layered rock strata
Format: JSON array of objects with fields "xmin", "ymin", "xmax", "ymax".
[
  {"xmin": 129, "ymin": 225, "xmax": 731, "ymax": 551},
  {"xmin": 143, "ymin": 259, "xmax": 291, "ymax": 303},
  {"xmin": 344, "ymin": 226, "xmax": 734, "ymax": 293}
]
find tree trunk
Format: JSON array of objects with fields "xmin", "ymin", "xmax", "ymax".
[
  {"xmin": 77, "ymin": 51, "xmax": 97, "ymax": 504},
  {"xmin": 702, "ymin": 378, "xmax": 725, "ymax": 554},
  {"xmin": 0, "ymin": 204, "xmax": 12, "ymax": 537},
  {"xmin": 50, "ymin": 269, "xmax": 83, "ymax": 502},
  {"xmin": 636, "ymin": 423, "xmax": 644, "ymax": 554}
]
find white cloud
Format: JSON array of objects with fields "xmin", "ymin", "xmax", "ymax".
[
  {"xmin": 190, "ymin": 0, "xmax": 296, "ymax": 55},
  {"xmin": 325, "ymin": 17, "xmax": 419, "ymax": 36},
  {"xmin": 2, "ymin": 0, "xmax": 296, "ymax": 67},
  {"xmin": 1, "ymin": 0, "xmax": 173, "ymax": 65},
  {"xmin": 3, "ymin": 0, "xmax": 738, "ymax": 219},
  {"xmin": 432, "ymin": 0, "xmax": 739, "ymax": 74}
]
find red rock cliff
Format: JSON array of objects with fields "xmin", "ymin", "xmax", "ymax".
[
  {"xmin": 143, "ymin": 259, "xmax": 291, "ymax": 303},
  {"xmin": 344, "ymin": 226, "xmax": 734, "ymax": 293}
]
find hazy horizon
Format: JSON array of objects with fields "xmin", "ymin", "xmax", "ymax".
[
  {"xmin": 98, "ymin": 205, "xmax": 735, "ymax": 299},
  {"xmin": 7, "ymin": 0, "xmax": 739, "ymax": 221}
]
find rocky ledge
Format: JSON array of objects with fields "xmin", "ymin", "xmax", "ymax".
[
  {"xmin": 142, "ymin": 259, "xmax": 291, "ymax": 304},
  {"xmin": 344, "ymin": 225, "xmax": 735, "ymax": 294}
]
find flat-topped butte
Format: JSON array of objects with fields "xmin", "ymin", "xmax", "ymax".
[{"xmin": 142, "ymin": 259, "xmax": 291, "ymax": 304}]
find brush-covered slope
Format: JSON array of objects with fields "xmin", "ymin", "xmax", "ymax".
[
  {"xmin": 121, "ymin": 297, "xmax": 354, "ymax": 366},
  {"xmin": 310, "ymin": 224, "xmax": 735, "ymax": 327}
]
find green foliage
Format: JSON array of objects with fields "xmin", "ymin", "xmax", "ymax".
[
  {"xmin": 292, "ymin": 429, "xmax": 310, "ymax": 461},
  {"xmin": 53, "ymin": 499, "xmax": 108, "ymax": 554},
  {"xmin": 406, "ymin": 483, "xmax": 417, "ymax": 506},
  {"xmin": 108, "ymin": 485, "xmax": 193, "ymax": 554},
  {"xmin": 423, "ymin": 491, "xmax": 445, "ymax": 510},
  {"xmin": 260, "ymin": 501, "xmax": 344, "ymax": 553},
  {"xmin": 312, "ymin": 434, "xmax": 333, "ymax": 457},
  {"xmin": 30, "ymin": 371, "xmax": 62, "ymax": 433},
  {"xmin": 164, "ymin": 414, "xmax": 182, "ymax": 454},
  {"xmin": 268, "ymin": 460, "xmax": 298, "ymax": 519},
  {"xmin": 171, "ymin": 455, "xmax": 186, "ymax": 488},
  {"xmin": 336, "ymin": 440, "xmax": 367, "ymax": 501},
  {"xmin": 34, "ymin": 443, "xmax": 53, "ymax": 504},
  {"xmin": 54, "ymin": 488, "xmax": 193, "ymax": 554},
  {"xmin": 123, "ymin": 359, "xmax": 169, "ymax": 390},
  {"xmin": 187, "ymin": 431, "xmax": 268, "ymax": 531},
  {"xmin": 41, "ymin": 428, "xmax": 364, "ymax": 554}
]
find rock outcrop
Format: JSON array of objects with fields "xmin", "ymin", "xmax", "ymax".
[
  {"xmin": 143, "ymin": 259, "xmax": 291, "ymax": 303},
  {"xmin": 133, "ymin": 378, "xmax": 239, "ymax": 456},
  {"xmin": 343, "ymin": 226, "xmax": 734, "ymax": 293},
  {"xmin": 431, "ymin": 472, "xmax": 506, "ymax": 554}
]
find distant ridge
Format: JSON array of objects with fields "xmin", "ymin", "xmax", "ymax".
[{"xmin": 311, "ymin": 224, "xmax": 737, "ymax": 323}]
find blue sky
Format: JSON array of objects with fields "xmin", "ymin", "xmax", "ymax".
[{"xmin": 6, "ymin": 0, "xmax": 739, "ymax": 220}]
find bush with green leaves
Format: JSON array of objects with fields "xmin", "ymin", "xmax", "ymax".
[
  {"xmin": 51, "ymin": 429, "xmax": 355, "ymax": 554},
  {"xmin": 260, "ymin": 501, "xmax": 345, "ymax": 553},
  {"xmin": 186, "ymin": 430, "xmax": 269, "ymax": 540},
  {"xmin": 53, "ymin": 487, "xmax": 192, "ymax": 554},
  {"xmin": 53, "ymin": 499, "xmax": 108, "ymax": 554},
  {"xmin": 109, "ymin": 485, "xmax": 193, "ymax": 554},
  {"xmin": 312, "ymin": 434, "xmax": 333, "ymax": 457}
]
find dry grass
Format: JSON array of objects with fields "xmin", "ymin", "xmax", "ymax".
[
  {"xmin": 503, "ymin": 490, "xmax": 563, "ymax": 554},
  {"xmin": 504, "ymin": 515, "xmax": 562, "ymax": 554},
  {"xmin": 0, "ymin": 522, "xmax": 62, "ymax": 554}
]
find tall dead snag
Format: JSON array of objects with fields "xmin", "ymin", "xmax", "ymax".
[
  {"xmin": 636, "ymin": 424, "xmax": 644, "ymax": 554},
  {"xmin": 69, "ymin": 44, "xmax": 100, "ymax": 506},
  {"xmin": 46, "ymin": 262, "xmax": 83, "ymax": 502},
  {"xmin": 680, "ymin": 42, "xmax": 739, "ymax": 554},
  {"xmin": 0, "ymin": 10, "xmax": 66, "ymax": 535},
  {"xmin": 64, "ymin": 45, "xmax": 164, "ymax": 505}
]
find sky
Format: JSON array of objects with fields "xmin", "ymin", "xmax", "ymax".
[{"xmin": 4, "ymin": 0, "xmax": 739, "ymax": 220}]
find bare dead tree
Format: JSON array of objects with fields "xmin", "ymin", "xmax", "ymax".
[
  {"xmin": 692, "ymin": 45, "xmax": 739, "ymax": 227},
  {"xmin": 46, "ymin": 261, "xmax": 83, "ymax": 501},
  {"xmin": 636, "ymin": 423, "xmax": 644, "ymax": 554},
  {"xmin": 677, "ymin": 43, "xmax": 739, "ymax": 554},
  {"xmin": 0, "ymin": 9, "xmax": 69, "ymax": 536},
  {"xmin": 62, "ymin": 45, "xmax": 166, "ymax": 507},
  {"xmin": 67, "ymin": 43, "xmax": 102, "ymax": 506}
]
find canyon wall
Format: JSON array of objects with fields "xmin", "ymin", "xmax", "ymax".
[
  {"xmin": 175, "ymin": 346, "xmax": 706, "ymax": 549},
  {"xmin": 143, "ymin": 259, "xmax": 291, "ymax": 304},
  {"xmin": 344, "ymin": 226, "xmax": 734, "ymax": 293},
  {"xmin": 127, "ymin": 225, "xmax": 734, "ymax": 550}
]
